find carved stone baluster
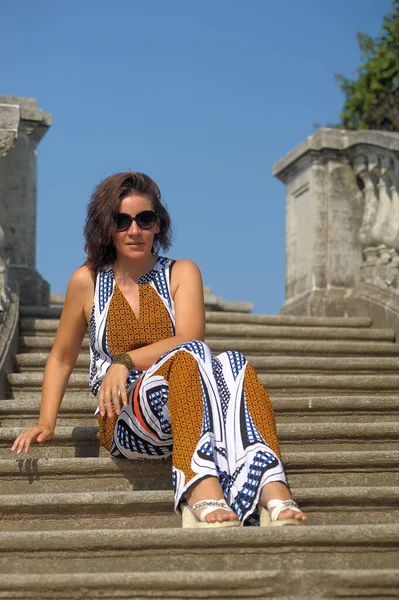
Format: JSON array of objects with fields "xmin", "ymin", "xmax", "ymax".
[
  {"xmin": 388, "ymin": 160, "xmax": 399, "ymax": 251},
  {"xmin": 356, "ymin": 155, "xmax": 379, "ymax": 249},
  {"xmin": 387, "ymin": 251, "xmax": 399, "ymax": 290},
  {"xmin": 372, "ymin": 157, "xmax": 394, "ymax": 250},
  {"xmin": 360, "ymin": 246, "xmax": 378, "ymax": 283},
  {"xmin": 0, "ymin": 222, "xmax": 9, "ymax": 316}
]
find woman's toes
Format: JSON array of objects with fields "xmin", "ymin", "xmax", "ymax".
[
  {"xmin": 277, "ymin": 508, "xmax": 306, "ymax": 521},
  {"xmin": 205, "ymin": 509, "xmax": 238, "ymax": 523}
]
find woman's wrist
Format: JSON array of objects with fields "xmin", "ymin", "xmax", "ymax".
[
  {"xmin": 113, "ymin": 352, "xmax": 135, "ymax": 371},
  {"xmin": 37, "ymin": 421, "xmax": 55, "ymax": 431}
]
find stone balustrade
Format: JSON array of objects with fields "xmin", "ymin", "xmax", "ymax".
[
  {"xmin": 353, "ymin": 150, "xmax": 399, "ymax": 290},
  {"xmin": 0, "ymin": 221, "xmax": 10, "ymax": 319},
  {"xmin": 274, "ymin": 128, "xmax": 399, "ymax": 337},
  {"xmin": 0, "ymin": 96, "xmax": 51, "ymax": 395}
]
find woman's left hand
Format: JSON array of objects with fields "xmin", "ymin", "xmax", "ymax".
[{"xmin": 98, "ymin": 364, "xmax": 129, "ymax": 417}]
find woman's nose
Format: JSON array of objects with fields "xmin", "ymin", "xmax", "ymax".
[{"xmin": 127, "ymin": 219, "xmax": 141, "ymax": 235}]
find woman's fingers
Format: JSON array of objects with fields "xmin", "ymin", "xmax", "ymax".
[
  {"xmin": 11, "ymin": 426, "xmax": 54, "ymax": 454},
  {"xmin": 99, "ymin": 364, "xmax": 129, "ymax": 416},
  {"xmin": 98, "ymin": 384, "xmax": 113, "ymax": 417},
  {"xmin": 120, "ymin": 385, "xmax": 128, "ymax": 408},
  {"xmin": 104, "ymin": 388, "xmax": 113, "ymax": 418},
  {"xmin": 98, "ymin": 389, "xmax": 105, "ymax": 417},
  {"xmin": 98, "ymin": 383, "xmax": 127, "ymax": 417}
]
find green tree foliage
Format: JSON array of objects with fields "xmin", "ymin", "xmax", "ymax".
[{"xmin": 336, "ymin": 0, "xmax": 399, "ymax": 131}]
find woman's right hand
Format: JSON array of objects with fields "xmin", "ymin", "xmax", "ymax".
[{"xmin": 11, "ymin": 425, "xmax": 55, "ymax": 455}]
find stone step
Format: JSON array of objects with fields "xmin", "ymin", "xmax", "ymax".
[
  {"xmin": 9, "ymin": 372, "xmax": 399, "ymax": 396},
  {"xmin": 207, "ymin": 314, "xmax": 374, "ymax": 328},
  {"xmin": 2, "ymin": 422, "xmax": 398, "ymax": 459},
  {"xmin": 20, "ymin": 318, "xmax": 395, "ymax": 341},
  {"xmin": 2, "ymin": 396, "xmax": 398, "ymax": 426},
  {"xmin": 0, "ymin": 487, "xmax": 398, "ymax": 532},
  {"xmin": 15, "ymin": 352, "xmax": 399, "ymax": 374},
  {"xmin": 0, "ymin": 569, "xmax": 397, "ymax": 600},
  {"xmin": 0, "ymin": 524, "xmax": 397, "ymax": 573},
  {"xmin": 53, "ymin": 290, "xmax": 256, "ymax": 313},
  {"xmin": 2, "ymin": 451, "xmax": 398, "ymax": 494},
  {"xmin": 20, "ymin": 306, "xmax": 374, "ymax": 328},
  {"xmin": 20, "ymin": 335, "xmax": 399, "ymax": 356}
]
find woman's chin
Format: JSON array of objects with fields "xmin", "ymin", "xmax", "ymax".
[{"xmin": 122, "ymin": 245, "xmax": 149, "ymax": 257}]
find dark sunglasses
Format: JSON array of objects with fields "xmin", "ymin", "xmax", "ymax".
[{"xmin": 115, "ymin": 210, "xmax": 158, "ymax": 232}]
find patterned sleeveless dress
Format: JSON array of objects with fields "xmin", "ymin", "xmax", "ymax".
[{"xmin": 89, "ymin": 256, "xmax": 287, "ymax": 523}]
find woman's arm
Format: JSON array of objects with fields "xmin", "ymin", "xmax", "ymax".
[
  {"xmin": 11, "ymin": 266, "xmax": 93, "ymax": 454},
  {"xmin": 98, "ymin": 259, "xmax": 205, "ymax": 417}
]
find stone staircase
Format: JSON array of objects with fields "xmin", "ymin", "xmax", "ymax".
[{"xmin": 0, "ymin": 305, "xmax": 398, "ymax": 599}]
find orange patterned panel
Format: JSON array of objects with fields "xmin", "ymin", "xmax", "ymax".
[
  {"xmin": 244, "ymin": 363, "xmax": 281, "ymax": 459},
  {"xmin": 107, "ymin": 283, "xmax": 173, "ymax": 355}
]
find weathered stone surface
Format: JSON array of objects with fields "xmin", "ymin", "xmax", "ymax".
[
  {"xmin": 15, "ymin": 352, "xmax": 399, "ymax": 374},
  {"xmin": 0, "ymin": 293, "xmax": 19, "ymax": 398},
  {"xmin": 0, "ymin": 525, "xmax": 397, "ymax": 574},
  {"xmin": 19, "ymin": 334, "xmax": 399, "ymax": 356},
  {"xmin": 0, "ymin": 102, "xmax": 19, "ymax": 157},
  {"xmin": 0, "ymin": 569, "xmax": 398, "ymax": 600},
  {"xmin": 0, "ymin": 96, "xmax": 50, "ymax": 305},
  {"xmin": 1, "ymin": 451, "xmax": 398, "ymax": 494},
  {"xmin": 2, "ymin": 301, "xmax": 399, "ymax": 597},
  {"xmin": 274, "ymin": 128, "xmax": 399, "ymax": 343},
  {"xmin": 20, "ymin": 317, "xmax": 395, "ymax": 340},
  {"xmin": 20, "ymin": 305, "xmax": 374, "ymax": 326},
  {"xmin": 3, "ymin": 421, "xmax": 398, "ymax": 458},
  {"xmin": 9, "ymin": 371, "xmax": 399, "ymax": 396},
  {"xmin": 1, "ymin": 487, "xmax": 397, "ymax": 531},
  {"xmin": 2, "ymin": 395, "xmax": 399, "ymax": 427}
]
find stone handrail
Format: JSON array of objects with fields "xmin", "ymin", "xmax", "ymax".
[
  {"xmin": 0, "ymin": 222, "xmax": 9, "ymax": 313},
  {"xmin": 0, "ymin": 218, "xmax": 18, "ymax": 398},
  {"xmin": 273, "ymin": 128, "xmax": 399, "ymax": 338}
]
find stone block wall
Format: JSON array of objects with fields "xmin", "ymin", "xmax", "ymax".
[{"xmin": 0, "ymin": 96, "xmax": 51, "ymax": 306}]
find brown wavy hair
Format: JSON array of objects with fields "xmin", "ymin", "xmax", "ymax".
[{"xmin": 84, "ymin": 172, "xmax": 172, "ymax": 273}]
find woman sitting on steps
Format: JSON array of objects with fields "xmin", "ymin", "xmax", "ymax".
[{"xmin": 11, "ymin": 171, "xmax": 307, "ymax": 528}]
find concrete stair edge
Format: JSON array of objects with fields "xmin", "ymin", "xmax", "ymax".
[
  {"xmin": 0, "ymin": 569, "xmax": 398, "ymax": 600},
  {"xmin": 1, "ymin": 450, "xmax": 398, "ymax": 473},
  {"xmin": 21, "ymin": 305, "xmax": 374, "ymax": 327},
  {"xmin": 0, "ymin": 486, "xmax": 397, "ymax": 509},
  {"xmin": 1, "ymin": 523, "xmax": 398, "ymax": 550},
  {"xmin": 19, "ymin": 336, "xmax": 399, "ymax": 356},
  {"xmin": 1, "ymin": 422, "xmax": 398, "ymax": 443},
  {"xmin": 20, "ymin": 319, "xmax": 396, "ymax": 341}
]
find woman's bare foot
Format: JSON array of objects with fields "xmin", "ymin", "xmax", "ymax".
[
  {"xmin": 260, "ymin": 481, "xmax": 307, "ymax": 522},
  {"xmin": 186, "ymin": 476, "xmax": 239, "ymax": 523}
]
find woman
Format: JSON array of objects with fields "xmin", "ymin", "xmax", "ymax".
[{"xmin": 12, "ymin": 172, "xmax": 306, "ymax": 528}]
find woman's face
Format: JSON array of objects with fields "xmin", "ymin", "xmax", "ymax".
[{"xmin": 112, "ymin": 193, "xmax": 160, "ymax": 259}]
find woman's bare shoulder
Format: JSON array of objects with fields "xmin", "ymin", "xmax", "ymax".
[
  {"xmin": 171, "ymin": 259, "xmax": 202, "ymax": 278},
  {"xmin": 170, "ymin": 259, "xmax": 203, "ymax": 297},
  {"xmin": 67, "ymin": 264, "xmax": 95, "ymax": 295}
]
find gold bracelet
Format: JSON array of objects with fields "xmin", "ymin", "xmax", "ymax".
[{"xmin": 113, "ymin": 353, "xmax": 135, "ymax": 371}]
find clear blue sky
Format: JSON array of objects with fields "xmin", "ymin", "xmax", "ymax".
[{"xmin": 1, "ymin": 0, "xmax": 392, "ymax": 313}]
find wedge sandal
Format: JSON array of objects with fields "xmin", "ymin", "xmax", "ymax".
[
  {"xmin": 181, "ymin": 499, "xmax": 240, "ymax": 528},
  {"xmin": 259, "ymin": 499, "xmax": 306, "ymax": 527}
]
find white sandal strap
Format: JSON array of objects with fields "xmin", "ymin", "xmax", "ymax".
[
  {"xmin": 191, "ymin": 499, "xmax": 233, "ymax": 523},
  {"xmin": 266, "ymin": 499, "xmax": 301, "ymax": 522}
]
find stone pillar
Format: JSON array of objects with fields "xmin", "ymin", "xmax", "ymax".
[
  {"xmin": 273, "ymin": 128, "xmax": 399, "ymax": 316},
  {"xmin": 0, "ymin": 96, "xmax": 51, "ymax": 305}
]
